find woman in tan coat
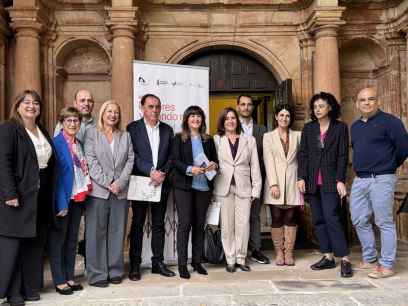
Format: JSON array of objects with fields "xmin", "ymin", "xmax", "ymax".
[{"xmin": 263, "ymin": 104, "xmax": 302, "ymax": 266}]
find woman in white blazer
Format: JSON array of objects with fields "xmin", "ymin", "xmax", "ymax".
[
  {"xmin": 263, "ymin": 104, "xmax": 301, "ymax": 266},
  {"xmin": 84, "ymin": 100, "xmax": 134, "ymax": 287},
  {"xmin": 213, "ymin": 107, "xmax": 261, "ymax": 273}
]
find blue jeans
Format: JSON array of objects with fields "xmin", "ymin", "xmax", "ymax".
[{"xmin": 350, "ymin": 174, "xmax": 397, "ymax": 268}]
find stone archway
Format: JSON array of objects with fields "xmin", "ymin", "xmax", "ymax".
[
  {"xmin": 54, "ymin": 38, "xmax": 111, "ymax": 120},
  {"xmin": 166, "ymin": 39, "xmax": 290, "ymax": 85}
]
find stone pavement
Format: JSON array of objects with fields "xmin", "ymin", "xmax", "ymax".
[{"xmin": 2, "ymin": 243, "xmax": 408, "ymax": 306}]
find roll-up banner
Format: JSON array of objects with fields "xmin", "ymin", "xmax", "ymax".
[
  {"xmin": 132, "ymin": 60, "xmax": 209, "ymax": 264},
  {"xmin": 133, "ymin": 60, "xmax": 209, "ymax": 133}
]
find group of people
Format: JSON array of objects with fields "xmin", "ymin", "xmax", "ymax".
[{"xmin": 0, "ymin": 86, "xmax": 407, "ymax": 306}]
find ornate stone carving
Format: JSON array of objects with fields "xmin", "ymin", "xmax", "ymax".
[{"xmin": 64, "ymin": 46, "xmax": 110, "ymax": 74}]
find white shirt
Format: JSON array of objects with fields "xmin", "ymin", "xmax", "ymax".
[
  {"xmin": 110, "ymin": 138, "xmax": 115, "ymax": 155},
  {"xmin": 240, "ymin": 117, "xmax": 254, "ymax": 136},
  {"xmin": 144, "ymin": 119, "xmax": 160, "ymax": 169},
  {"xmin": 26, "ymin": 126, "xmax": 52, "ymax": 169}
]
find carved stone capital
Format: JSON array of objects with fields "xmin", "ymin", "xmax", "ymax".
[
  {"xmin": 385, "ymin": 31, "xmax": 405, "ymax": 46},
  {"xmin": 304, "ymin": 6, "xmax": 345, "ymax": 38},
  {"xmin": 7, "ymin": 6, "xmax": 49, "ymax": 37},
  {"xmin": 298, "ymin": 31, "xmax": 315, "ymax": 49},
  {"xmin": 105, "ymin": 6, "xmax": 139, "ymax": 39}
]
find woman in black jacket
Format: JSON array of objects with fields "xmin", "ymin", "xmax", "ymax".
[
  {"xmin": 297, "ymin": 92, "xmax": 352, "ymax": 278},
  {"xmin": 0, "ymin": 90, "xmax": 56, "ymax": 306},
  {"xmin": 171, "ymin": 105, "xmax": 218, "ymax": 279}
]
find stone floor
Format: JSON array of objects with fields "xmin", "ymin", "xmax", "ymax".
[{"xmin": 2, "ymin": 242, "xmax": 408, "ymax": 306}]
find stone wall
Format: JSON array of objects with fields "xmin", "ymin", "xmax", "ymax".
[{"xmin": 0, "ymin": 0, "xmax": 407, "ymax": 240}]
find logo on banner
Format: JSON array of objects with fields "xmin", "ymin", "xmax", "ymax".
[
  {"xmin": 138, "ymin": 76, "xmax": 149, "ymax": 86},
  {"xmin": 157, "ymin": 79, "xmax": 168, "ymax": 86}
]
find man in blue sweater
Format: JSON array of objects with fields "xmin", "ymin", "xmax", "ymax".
[{"xmin": 350, "ymin": 87, "xmax": 408, "ymax": 279}]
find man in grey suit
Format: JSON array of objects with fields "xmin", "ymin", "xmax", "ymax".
[{"xmin": 237, "ymin": 94, "xmax": 270, "ymax": 264}]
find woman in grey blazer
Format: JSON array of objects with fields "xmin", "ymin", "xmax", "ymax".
[{"xmin": 84, "ymin": 100, "xmax": 134, "ymax": 287}]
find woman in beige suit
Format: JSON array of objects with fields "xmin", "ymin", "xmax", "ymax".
[
  {"xmin": 213, "ymin": 107, "xmax": 262, "ymax": 273},
  {"xmin": 263, "ymin": 104, "xmax": 301, "ymax": 266}
]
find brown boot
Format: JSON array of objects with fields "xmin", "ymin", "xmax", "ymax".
[
  {"xmin": 271, "ymin": 227, "xmax": 284, "ymax": 266},
  {"xmin": 283, "ymin": 225, "xmax": 297, "ymax": 266}
]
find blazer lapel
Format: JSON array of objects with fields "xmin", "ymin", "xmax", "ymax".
[
  {"xmin": 272, "ymin": 129, "xmax": 286, "ymax": 161},
  {"xmin": 185, "ymin": 137, "xmax": 193, "ymax": 164},
  {"xmin": 140, "ymin": 120, "xmax": 153, "ymax": 158},
  {"xmin": 234, "ymin": 134, "xmax": 247, "ymax": 162},
  {"xmin": 16, "ymin": 125, "xmax": 37, "ymax": 160},
  {"xmin": 286, "ymin": 129, "xmax": 296, "ymax": 161},
  {"xmin": 112, "ymin": 131, "xmax": 120, "ymax": 165},
  {"xmin": 221, "ymin": 136, "xmax": 234, "ymax": 163},
  {"xmin": 252, "ymin": 124, "xmax": 259, "ymax": 140},
  {"xmin": 322, "ymin": 121, "xmax": 335, "ymax": 151}
]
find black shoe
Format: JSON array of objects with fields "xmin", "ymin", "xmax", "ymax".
[
  {"xmin": 152, "ymin": 262, "xmax": 176, "ymax": 277},
  {"xmin": 23, "ymin": 292, "xmax": 40, "ymax": 301},
  {"xmin": 109, "ymin": 276, "xmax": 122, "ymax": 284},
  {"xmin": 192, "ymin": 263, "xmax": 208, "ymax": 275},
  {"xmin": 226, "ymin": 264, "xmax": 236, "ymax": 273},
  {"xmin": 250, "ymin": 250, "xmax": 270, "ymax": 264},
  {"xmin": 7, "ymin": 296, "xmax": 25, "ymax": 306},
  {"xmin": 178, "ymin": 265, "xmax": 191, "ymax": 279},
  {"xmin": 129, "ymin": 263, "xmax": 141, "ymax": 281},
  {"xmin": 90, "ymin": 280, "xmax": 109, "ymax": 288},
  {"xmin": 311, "ymin": 256, "xmax": 336, "ymax": 270},
  {"xmin": 341, "ymin": 260, "xmax": 353, "ymax": 278},
  {"xmin": 235, "ymin": 264, "xmax": 251, "ymax": 272},
  {"xmin": 55, "ymin": 286, "xmax": 74, "ymax": 295},
  {"xmin": 67, "ymin": 282, "xmax": 83, "ymax": 291}
]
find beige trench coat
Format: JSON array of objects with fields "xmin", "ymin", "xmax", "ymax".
[{"xmin": 263, "ymin": 129, "xmax": 302, "ymax": 206}]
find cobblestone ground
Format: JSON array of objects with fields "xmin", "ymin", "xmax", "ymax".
[{"xmin": 2, "ymin": 243, "xmax": 408, "ymax": 306}]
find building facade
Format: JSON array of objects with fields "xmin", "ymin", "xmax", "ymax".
[{"xmin": 0, "ymin": 0, "xmax": 407, "ymax": 240}]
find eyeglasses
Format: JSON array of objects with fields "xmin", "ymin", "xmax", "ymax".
[
  {"xmin": 64, "ymin": 118, "xmax": 80, "ymax": 124},
  {"xmin": 22, "ymin": 100, "xmax": 40, "ymax": 107}
]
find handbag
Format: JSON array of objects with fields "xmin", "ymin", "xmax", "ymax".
[{"xmin": 203, "ymin": 225, "xmax": 225, "ymax": 264}]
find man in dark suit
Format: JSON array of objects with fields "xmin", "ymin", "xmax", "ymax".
[
  {"xmin": 237, "ymin": 94, "xmax": 270, "ymax": 264},
  {"xmin": 127, "ymin": 94, "xmax": 175, "ymax": 280}
]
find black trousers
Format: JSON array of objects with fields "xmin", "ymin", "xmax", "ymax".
[
  {"xmin": 174, "ymin": 189, "xmax": 211, "ymax": 266},
  {"xmin": 0, "ymin": 223, "xmax": 47, "ymax": 299},
  {"xmin": 47, "ymin": 201, "xmax": 83, "ymax": 286},
  {"xmin": 0, "ymin": 169, "xmax": 50, "ymax": 299},
  {"xmin": 129, "ymin": 194, "xmax": 169, "ymax": 266},
  {"xmin": 309, "ymin": 187, "xmax": 349, "ymax": 258}
]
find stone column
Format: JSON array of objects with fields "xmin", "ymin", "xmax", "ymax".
[
  {"xmin": 298, "ymin": 32, "xmax": 314, "ymax": 120},
  {"xmin": 384, "ymin": 33, "xmax": 404, "ymax": 117},
  {"xmin": 13, "ymin": 23, "xmax": 42, "ymax": 97},
  {"xmin": 106, "ymin": 6, "xmax": 138, "ymax": 125},
  {"xmin": 0, "ymin": 33, "xmax": 6, "ymax": 121},
  {"xmin": 110, "ymin": 25, "xmax": 136, "ymax": 125},
  {"xmin": 313, "ymin": 25, "xmax": 342, "ymax": 102},
  {"xmin": 8, "ymin": 5, "xmax": 44, "ymax": 97},
  {"xmin": 0, "ymin": 5, "xmax": 9, "ymax": 121}
]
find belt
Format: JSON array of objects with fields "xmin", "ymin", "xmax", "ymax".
[{"xmin": 356, "ymin": 172, "xmax": 394, "ymax": 178}]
